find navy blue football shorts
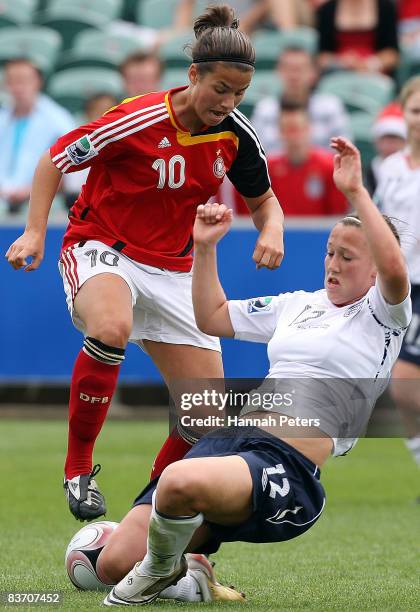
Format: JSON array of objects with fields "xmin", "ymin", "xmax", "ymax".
[
  {"xmin": 399, "ymin": 284, "xmax": 420, "ymax": 365},
  {"xmin": 133, "ymin": 426, "xmax": 326, "ymax": 554}
]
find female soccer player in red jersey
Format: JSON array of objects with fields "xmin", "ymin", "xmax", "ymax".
[{"xmin": 6, "ymin": 4, "xmax": 284, "ymax": 520}]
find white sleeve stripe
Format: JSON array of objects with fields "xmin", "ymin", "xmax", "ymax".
[
  {"xmin": 52, "ymin": 150, "xmax": 67, "ymax": 162},
  {"xmin": 91, "ymin": 102, "xmax": 166, "ymax": 139},
  {"xmin": 56, "ymin": 156, "xmax": 71, "ymax": 169},
  {"xmin": 230, "ymin": 111, "xmax": 268, "ymax": 170},
  {"xmin": 57, "ymin": 113, "xmax": 169, "ymax": 171},
  {"xmin": 96, "ymin": 113, "xmax": 169, "ymax": 153},
  {"xmin": 91, "ymin": 107, "xmax": 168, "ymax": 146},
  {"xmin": 51, "ymin": 101, "xmax": 167, "ymax": 165},
  {"xmin": 232, "ymin": 108, "xmax": 262, "ymax": 143},
  {"xmin": 61, "ymin": 161, "xmax": 73, "ymax": 173}
]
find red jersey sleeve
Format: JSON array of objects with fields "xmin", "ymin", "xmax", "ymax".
[{"xmin": 50, "ymin": 104, "xmax": 129, "ymax": 173}]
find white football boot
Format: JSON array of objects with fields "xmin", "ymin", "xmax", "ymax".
[{"xmin": 104, "ymin": 556, "xmax": 188, "ymax": 606}]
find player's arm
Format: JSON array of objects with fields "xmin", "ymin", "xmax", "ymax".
[
  {"xmin": 243, "ymin": 187, "xmax": 285, "ymax": 270},
  {"xmin": 331, "ymin": 137, "xmax": 409, "ymax": 305},
  {"xmin": 5, "ymin": 151, "xmax": 62, "ymax": 271},
  {"xmin": 192, "ymin": 203, "xmax": 235, "ymax": 338}
]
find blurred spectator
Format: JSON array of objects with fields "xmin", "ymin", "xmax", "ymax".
[
  {"xmin": 236, "ymin": 102, "xmax": 348, "ymax": 215},
  {"xmin": 268, "ymin": 102, "xmax": 348, "ymax": 215},
  {"xmin": 119, "ymin": 52, "xmax": 163, "ymax": 98},
  {"xmin": 62, "ymin": 93, "xmax": 118, "ymax": 210},
  {"xmin": 267, "ymin": 0, "xmax": 316, "ymax": 28},
  {"xmin": 0, "ymin": 58, "xmax": 74, "ymax": 214},
  {"xmin": 173, "ymin": 0, "xmax": 302, "ymax": 35},
  {"xmin": 317, "ymin": 0, "xmax": 399, "ymax": 75},
  {"xmin": 398, "ymin": 0, "xmax": 420, "ymax": 51},
  {"xmin": 365, "ymin": 102, "xmax": 407, "ymax": 195},
  {"xmin": 251, "ymin": 46, "xmax": 351, "ymax": 155}
]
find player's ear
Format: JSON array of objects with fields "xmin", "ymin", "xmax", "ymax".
[{"xmin": 188, "ymin": 63, "xmax": 198, "ymax": 86}]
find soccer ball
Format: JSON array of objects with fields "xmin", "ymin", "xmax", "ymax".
[{"xmin": 65, "ymin": 520, "xmax": 119, "ymax": 591}]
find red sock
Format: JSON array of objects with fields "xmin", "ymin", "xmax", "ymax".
[
  {"xmin": 65, "ymin": 350, "xmax": 121, "ymax": 479},
  {"xmin": 150, "ymin": 428, "xmax": 193, "ymax": 480}
]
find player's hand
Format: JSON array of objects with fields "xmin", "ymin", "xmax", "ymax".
[
  {"xmin": 253, "ymin": 224, "xmax": 284, "ymax": 270},
  {"xmin": 193, "ymin": 203, "xmax": 233, "ymax": 247},
  {"xmin": 331, "ymin": 137, "xmax": 364, "ymax": 198},
  {"xmin": 5, "ymin": 230, "xmax": 45, "ymax": 271}
]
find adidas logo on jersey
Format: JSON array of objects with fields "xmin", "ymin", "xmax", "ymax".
[{"xmin": 158, "ymin": 137, "xmax": 171, "ymax": 148}]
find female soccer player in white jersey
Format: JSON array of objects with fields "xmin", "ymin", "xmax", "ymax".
[
  {"xmin": 93, "ymin": 138, "xmax": 411, "ymax": 606},
  {"xmin": 5, "ymin": 5, "xmax": 284, "ymax": 521},
  {"xmin": 374, "ymin": 77, "xmax": 420, "ymax": 487}
]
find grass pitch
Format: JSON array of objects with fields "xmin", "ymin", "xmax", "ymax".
[{"xmin": 0, "ymin": 419, "xmax": 419, "ymax": 610}]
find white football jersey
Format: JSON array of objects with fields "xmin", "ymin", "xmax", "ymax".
[
  {"xmin": 375, "ymin": 150, "xmax": 420, "ymax": 284},
  {"xmin": 228, "ymin": 281, "xmax": 411, "ymax": 456}
]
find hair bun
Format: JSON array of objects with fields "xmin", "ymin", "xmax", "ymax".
[{"xmin": 194, "ymin": 4, "xmax": 239, "ymax": 39}]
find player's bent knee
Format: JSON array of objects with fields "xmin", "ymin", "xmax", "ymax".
[
  {"xmin": 157, "ymin": 462, "xmax": 207, "ymax": 514},
  {"xmin": 88, "ymin": 317, "xmax": 131, "ymax": 348}
]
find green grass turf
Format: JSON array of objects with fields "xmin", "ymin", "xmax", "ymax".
[{"xmin": 0, "ymin": 420, "xmax": 419, "ymax": 610}]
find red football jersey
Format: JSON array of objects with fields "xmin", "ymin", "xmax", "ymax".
[
  {"xmin": 266, "ymin": 149, "xmax": 348, "ymax": 216},
  {"xmin": 50, "ymin": 87, "xmax": 270, "ymax": 271}
]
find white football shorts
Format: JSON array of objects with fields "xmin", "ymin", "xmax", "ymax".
[{"xmin": 58, "ymin": 240, "xmax": 221, "ymax": 352}]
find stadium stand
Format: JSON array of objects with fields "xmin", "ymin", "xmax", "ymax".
[
  {"xmin": 137, "ymin": 0, "xmax": 208, "ymax": 29},
  {"xmin": 34, "ymin": 6, "xmax": 110, "ymax": 50},
  {"xmin": 160, "ymin": 67, "xmax": 190, "ymax": 91},
  {"xmin": 253, "ymin": 27, "xmax": 319, "ymax": 70},
  {"xmin": 159, "ymin": 33, "xmax": 194, "ymax": 69},
  {"xmin": 348, "ymin": 111, "xmax": 377, "ymax": 168},
  {"xmin": 398, "ymin": 47, "xmax": 420, "ymax": 87},
  {"xmin": 0, "ymin": 26, "xmax": 61, "ymax": 76},
  {"xmin": 0, "ymin": 0, "xmax": 37, "ymax": 28},
  {"xmin": 137, "ymin": 0, "xmax": 182, "ymax": 29},
  {"xmin": 46, "ymin": 0, "xmax": 123, "ymax": 20},
  {"xmin": 241, "ymin": 70, "xmax": 283, "ymax": 118},
  {"xmin": 317, "ymin": 71, "xmax": 395, "ymax": 115},
  {"xmin": 56, "ymin": 30, "xmax": 145, "ymax": 72},
  {"xmin": 47, "ymin": 67, "xmax": 124, "ymax": 113},
  {"xmin": 121, "ymin": 0, "xmax": 140, "ymax": 23}
]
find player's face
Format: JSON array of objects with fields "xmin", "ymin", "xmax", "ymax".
[
  {"xmin": 403, "ymin": 90, "xmax": 420, "ymax": 143},
  {"xmin": 324, "ymin": 224, "xmax": 376, "ymax": 306},
  {"xmin": 189, "ymin": 64, "xmax": 252, "ymax": 126}
]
